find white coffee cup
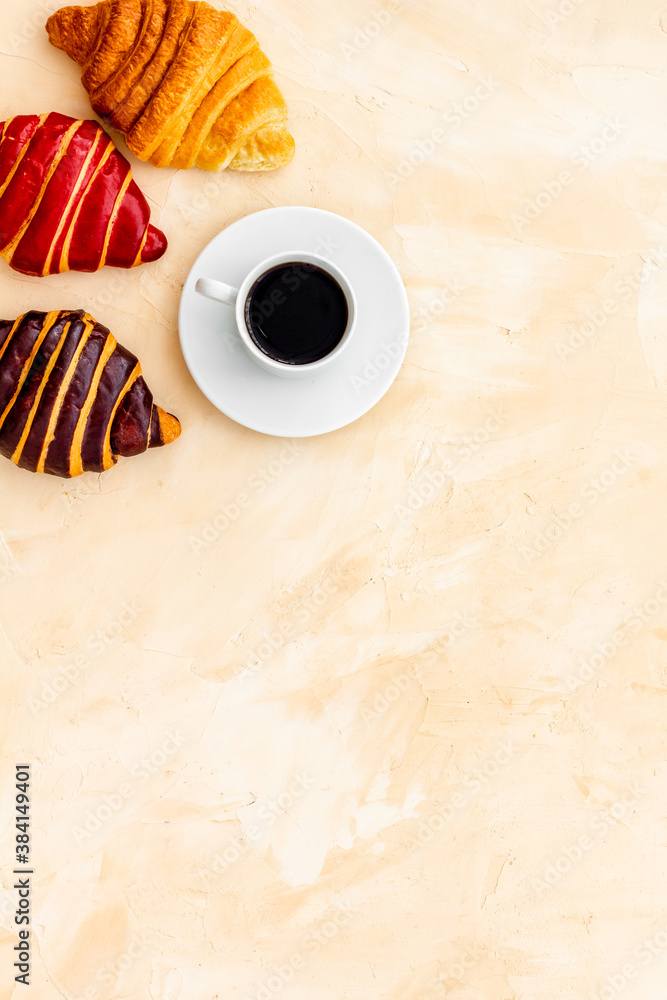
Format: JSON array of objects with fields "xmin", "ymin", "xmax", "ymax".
[{"xmin": 195, "ymin": 251, "xmax": 357, "ymax": 379}]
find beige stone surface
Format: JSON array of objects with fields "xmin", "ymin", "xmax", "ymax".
[{"xmin": 1, "ymin": 0, "xmax": 667, "ymax": 997}]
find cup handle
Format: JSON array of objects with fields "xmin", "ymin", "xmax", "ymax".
[{"xmin": 195, "ymin": 277, "xmax": 239, "ymax": 308}]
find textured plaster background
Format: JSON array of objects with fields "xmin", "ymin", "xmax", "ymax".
[{"xmin": 1, "ymin": 1, "xmax": 667, "ymax": 998}]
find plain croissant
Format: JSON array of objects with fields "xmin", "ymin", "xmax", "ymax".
[
  {"xmin": 0, "ymin": 113, "xmax": 167, "ymax": 277},
  {"xmin": 0, "ymin": 310, "xmax": 181, "ymax": 478},
  {"xmin": 46, "ymin": 0, "xmax": 296, "ymax": 171}
]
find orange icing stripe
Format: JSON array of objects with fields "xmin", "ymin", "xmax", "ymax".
[
  {"xmin": 103, "ymin": 363, "xmax": 141, "ymax": 470},
  {"xmin": 4, "ymin": 121, "xmax": 82, "ymax": 263},
  {"xmin": 0, "ymin": 311, "xmax": 61, "ymax": 431},
  {"xmin": 11, "ymin": 321, "xmax": 71, "ymax": 465},
  {"xmin": 36, "ymin": 315, "xmax": 95, "ymax": 474},
  {"xmin": 69, "ymin": 332, "xmax": 117, "ymax": 477},
  {"xmin": 99, "ymin": 171, "xmax": 132, "ymax": 269},
  {"xmin": 43, "ymin": 129, "xmax": 103, "ymax": 276},
  {"xmin": 0, "ymin": 114, "xmax": 48, "ymax": 203},
  {"xmin": 59, "ymin": 140, "xmax": 113, "ymax": 273}
]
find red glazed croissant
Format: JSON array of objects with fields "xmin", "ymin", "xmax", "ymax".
[
  {"xmin": 0, "ymin": 310, "xmax": 180, "ymax": 478},
  {"xmin": 0, "ymin": 113, "xmax": 167, "ymax": 276}
]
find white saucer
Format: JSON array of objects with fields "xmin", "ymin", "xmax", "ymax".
[{"xmin": 179, "ymin": 207, "xmax": 410, "ymax": 438}]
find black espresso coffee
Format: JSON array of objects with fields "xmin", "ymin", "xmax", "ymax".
[{"xmin": 245, "ymin": 263, "xmax": 349, "ymax": 365}]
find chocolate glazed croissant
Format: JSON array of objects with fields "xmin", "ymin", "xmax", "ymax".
[
  {"xmin": 46, "ymin": 0, "xmax": 296, "ymax": 172},
  {"xmin": 0, "ymin": 113, "xmax": 167, "ymax": 277},
  {"xmin": 0, "ymin": 310, "xmax": 180, "ymax": 478}
]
